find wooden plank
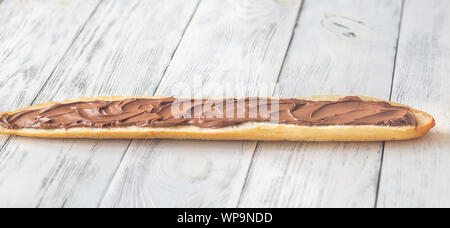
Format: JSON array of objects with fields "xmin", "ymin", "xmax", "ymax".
[
  {"xmin": 0, "ymin": 0, "xmax": 200, "ymax": 207},
  {"xmin": 238, "ymin": 0, "xmax": 404, "ymax": 208},
  {"xmin": 0, "ymin": 0, "xmax": 101, "ymax": 146},
  {"xmin": 100, "ymin": 0, "xmax": 303, "ymax": 208},
  {"xmin": 377, "ymin": 0, "xmax": 450, "ymax": 208}
]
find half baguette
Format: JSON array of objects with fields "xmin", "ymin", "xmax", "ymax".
[{"xmin": 0, "ymin": 95, "xmax": 435, "ymax": 141}]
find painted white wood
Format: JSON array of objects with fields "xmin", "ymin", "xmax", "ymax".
[
  {"xmin": 0, "ymin": 0, "xmax": 101, "ymax": 147},
  {"xmin": 238, "ymin": 0, "xmax": 404, "ymax": 208},
  {"xmin": 377, "ymin": 0, "xmax": 450, "ymax": 208},
  {"xmin": 0, "ymin": 0, "xmax": 200, "ymax": 207},
  {"xmin": 100, "ymin": 0, "xmax": 303, "ymax": 208},
  {"xmin": 1, "ymin": 0, "xmax": 445, "ymax": 208},
  {"xmin": 34, "ymin": 0, "xmax": 199, "ymax": 103}
]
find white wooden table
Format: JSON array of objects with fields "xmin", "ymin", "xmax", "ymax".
[{"xmin": 0, "ymin": 0, "xmax": 448, "ymax": 208}]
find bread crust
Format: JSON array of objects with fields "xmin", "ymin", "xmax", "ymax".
[{"xmin": 0, "ymin": 95, "xmax": 435, "ymax": 141}]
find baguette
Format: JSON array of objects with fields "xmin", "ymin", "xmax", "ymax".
[{"xmin": 0, "ymin": 95, "xmax": 435, "ymax": 141}]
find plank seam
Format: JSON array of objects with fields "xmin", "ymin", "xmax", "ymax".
[
  {"xmin": 236, "ymin": 142, "xmax": 259, "ymax": 207},
  {"xmin": 272, "ymin": 0, "xmax": 305, "ymax": 91},
  {"xmin": 374, "ymin": 0, "xmax": 406, "ymax": 208},
  {"xmin": 375, "ymin": 142, "xmax": 387, "ymax": 208},
  {"xmin": 0, "ymin": 135, "xmax": 13, "ymax": 168},
  {"xmin": 236, "ymin": 0, "xmax": 306, "ymax": 207},
  {"xmin": 0, "ymin": 0, "xmax": 104, "ymax": 175},
  {"xmin": 97, "ymin": 139, "xmax": 133, "ymax": 208},
  {"xmin": 97, "ymin": 0, "xmax": 203, "ymax": 207},
  {"xmin": 152, "ymin": 0, "xmax": 203, "ymax": 96},
  {"xmin": 28, "ymin": 0, "xmax": 104, "ymax": 106},
  {"xmin": 0, "ymin": 135, "xmax": 11, "ymax": 153}
]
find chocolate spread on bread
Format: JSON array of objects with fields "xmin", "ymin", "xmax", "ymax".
[{"xmin": 0, "ymin": 96, "xmax": 418, "ymax": 129}]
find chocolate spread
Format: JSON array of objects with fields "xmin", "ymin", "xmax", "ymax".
[{"xmin": 0, "ymin": 96, "xmax": 417, "ymax": 129}]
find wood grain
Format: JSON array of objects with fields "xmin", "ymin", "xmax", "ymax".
[
  {"xmin": 34, "ymin": 0, "xmax": 200, "ymax": 102},
  {"xmin": 100, "ymin": 0, "xmax": 303, "ymax": 208},
  {"xmin": 0, "ymin": 0, "xmax": 446, "ymax": 208},
  {"xmin": 0, "ymin": 0, "xmax": 200, "ymax": 207},
  {"xmin": 238, "ymin": 0, "xmax": 404, "ymax": 208},
  {"xmin": 0, "ymin": 0, "xmax": 101, "ymax": 149},
  {"xmin": 377, "ymin": 0, "xmax": 450, "ymax": 208}
]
